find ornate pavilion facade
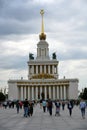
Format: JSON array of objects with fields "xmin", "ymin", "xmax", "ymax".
[{"xmin": 8, "ymin": 10, "xmax": 78, "ymax": 100}]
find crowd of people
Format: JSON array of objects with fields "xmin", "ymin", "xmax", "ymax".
[
  {"xmin": 0, "ymin": 98, "xmax": 87, "ymax": 119},
  {"xmin": 41, "ymin": 99, "xmax": 87, "ymax": 119}
]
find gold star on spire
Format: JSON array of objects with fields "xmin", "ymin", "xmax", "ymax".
[{"xmin": 39, "ymin": 9, "xmax": 46, "ymax": 40}]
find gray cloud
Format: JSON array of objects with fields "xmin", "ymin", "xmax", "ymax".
[
  {"xmin": 0, "ymin": 0, "xmax": 86, "ymax": 35},
  {"xmin": 0, "ymin": 54, "xmax": 28, "ymax": 70}
]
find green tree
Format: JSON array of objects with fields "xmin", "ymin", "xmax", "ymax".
[
  {"xmin": 0, "ymin": 92, "xmax": 6, "ymax": 101},
  {"xmin": 79, "ymin": 88, "xmax": 87, "ymax": 100}
]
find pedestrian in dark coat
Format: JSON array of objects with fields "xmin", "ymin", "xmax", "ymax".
[
  {"xmin": 23, "ymin": 99, "xmax": 29, "ymax": 117},
  {"xmin": 48, "ymin": 99, "xmax": 53, "ymax": 115},
  {"xmin": 30, "ymin": 102, "xmax": 33, "ymax": 116},
  {"xmin": 67, "ymin": 100, "xmax": 73, "ymax": 116},
  {"xmin": 16, "ymin": 100, "xmax": 20, "ymax": 113}
]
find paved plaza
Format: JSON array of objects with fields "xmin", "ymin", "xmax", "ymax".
[{"xmin": 0, "ymin": 104, "xmax": 87, "ymax": 130}]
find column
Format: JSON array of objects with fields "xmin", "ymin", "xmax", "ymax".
[
  {"xmin": 48, "ymin": 65, "xmax": 50, "ymax": 74},
  {"xmin": 66, "ymin": 86, "xmax": 69, "ymax": 99},
  {"xmin": 40, "ymin": 86, "xmax": 42, "ymax": 99},
  {"xmin": 52, "ymin": 65, "xmax": 54, "ymax": 74},
  {"xmin": 28, "ymin": 87, "xmax": 30, "ymax": 100},
  {"xmin": 32, "ymin": 87, "xmax": 34, "ymax": 100},
  {"xmin": 24, "ymin": 87, "xmax": 26, "ymax": 99},
  {"xmin": 60, "ymin": 86, "xmax": 62, "ymax": 100},
  {"xmin": 53, "ymin": 86, "xmax": 55, "ymax": 99},
  {"xmin": 54, "ymin": 65, "xmax": 56, "ymax": 74},
  {"xmin": 36, "ymin": 86, "xmax": 38, "ymax": 100},
  {"xmin": 44, "ymin": 86, "xmax": 47, "ymax": 100},
  {"xmin": 40, "ymin": 65, "xmax": 42, "ymax": 73},
  {"xmin": 56, "ymin": 65, "xmax": 58, "ymax": 74},
  {"xmin": 17, "ymin": 87, "xmax": 20, "ymax": 99},
  {"xmin": 57, "ymin": 86, "xmax": 59, "ymax": 99},
  {"xmin": 19, "ymin": 87, "xmax": 21, "ymax": 100},
  {"xmin": 36, "ymin": 65, "xmax": 38, "ymax": 74},
  {"xmin": 21, "ymin": 86, "xmax": 23, "ymax": 100},
  {"xmin": 37, "ymin": 48, "xmax": 38, "ymax": 57},
  {"xmin": 44, "ymin": 65, "xmax": 46, "ymax": 73},
  {"xmin": 49, "ymin": 86, "xmax": 51, "ymax": 99},
  {"xmin": 64, "ymin": 86, "xmax": 66, "ymax": 100},
  {"xmin": 31, "ymin": 65, "xmax": 34, "ymax": 74}
]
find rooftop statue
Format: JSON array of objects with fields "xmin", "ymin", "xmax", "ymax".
[
  {"xmin": 29, "ymin": 53, "xmax": 34, "ymax": 60},
  {"xmin": 52, "ymin": 52, "xmax": 56, "ymax": 59}
]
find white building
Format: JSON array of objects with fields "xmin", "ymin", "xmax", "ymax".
[{"xmin": 8, "ymin": 10, "xmax": 78, "ymax": 100}]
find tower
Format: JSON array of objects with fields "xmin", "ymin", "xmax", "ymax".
[{"xmin": 28, "ymin": 9, "xmax": 59, "ymax": 80}]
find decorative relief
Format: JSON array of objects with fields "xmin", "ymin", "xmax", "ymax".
[{"xmin": 31, "ymin": 73, "xmax": 55, "ymax": 79}]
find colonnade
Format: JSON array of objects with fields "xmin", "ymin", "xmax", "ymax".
[
  {"xmin": 18, "ymin": 85, "xmax": 69, "ymax": 100},
  {"xmin": 29, "ymin": 65, "xmax": 58, "ymax": 75}
]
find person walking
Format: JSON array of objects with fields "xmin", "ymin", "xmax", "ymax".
[
  {"xmin": 48, "ymin": 99, "xmax": 53, "ymax": 116},
  {"xmin": 29, "ymin": 101, "xmax": 33, "ymax": 116},
  {"xmin": 79, "ymin": 99, "xmax": 86, "ymax": 119},
  {"xmin": 67, "ymin": 100, "xmax": 73, "ymax": 116},
  {"xmin": 16, "ymin": 100, "xmax": 20, "ymax": 114},
  {"xmin": 23, "ymin": 99, "xmax": 29, "ymax": 117},
  {"xmin": 19, "ymin": 101, "xmax": 23, "ymax": 109},
  {"xmin": 55, "ymin": 100, "xmax": 61, "ymax": 116},
  {"xmin": 62, "ymin": 101, "xmax": 65, "ymax": 110},
  {"xmin": 42, "ymin": 100, "xmax": 46, "ymax": 112}
]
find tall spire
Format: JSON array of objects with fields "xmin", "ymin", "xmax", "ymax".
[
  {"xmin": 40, "ymin": 9, "xmax": 44, "ymax": 33},
  {"xmin": 39, "ymin": 9, "xmax": 46, "ymax": 40}
]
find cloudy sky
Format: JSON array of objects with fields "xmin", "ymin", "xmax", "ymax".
[{"xmin": 0, "ymin": 0, "xmax": 87, "ymax": 92}]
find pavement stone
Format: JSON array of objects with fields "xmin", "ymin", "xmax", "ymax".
[{"xmin": 0, "ymin": 104, "xmax": 87, "ymax": 130}]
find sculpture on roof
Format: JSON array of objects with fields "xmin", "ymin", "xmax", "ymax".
[
  {"xmin": 29, "ymin": 53, "xmax": 34, "ymax": 60},
  {"xmin": 52, "ymin": 52, "xmax": 56, "ymax": 59}
]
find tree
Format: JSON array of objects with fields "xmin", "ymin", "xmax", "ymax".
[
  {"xmin": 0, "ymin": 92, "xmax": 6, "ymax": 101},
  {"xmin": 79, "ymin": 88, "xmax": 87, "ymax": 100}
]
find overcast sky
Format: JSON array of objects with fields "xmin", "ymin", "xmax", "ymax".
[{"xmin": 0, "ymin": 0, "xmax": 87, "ymax": 92}]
